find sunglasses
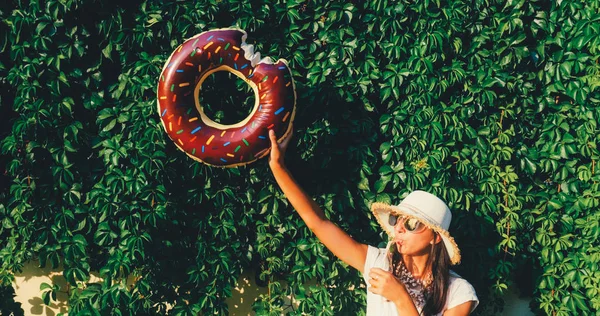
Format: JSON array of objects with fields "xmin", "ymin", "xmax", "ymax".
[{"xmin": 388, "ymin": 214, "xmax": 426, "ymax": 233}]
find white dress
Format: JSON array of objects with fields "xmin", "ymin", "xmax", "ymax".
[{"xmin": 363, "ymin": 245, "xmax": 479, "ymax": 315}]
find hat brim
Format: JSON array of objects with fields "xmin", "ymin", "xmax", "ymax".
[{"xmin": 371, "ymin": 202, "xmax": 462, "ymax": 265}]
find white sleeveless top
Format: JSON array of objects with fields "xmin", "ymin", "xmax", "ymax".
[{"xmin": 363, "ymin": 245, "xmax": 479, "ymax": 315}]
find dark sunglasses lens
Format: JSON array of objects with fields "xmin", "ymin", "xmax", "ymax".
[
  {"xmin": 388, "ymin": 214, "xmax": 398, "ymax": 226},
  {"xmin": 404, "ymin": 218, "xmax": 422, "ymax": 231}
]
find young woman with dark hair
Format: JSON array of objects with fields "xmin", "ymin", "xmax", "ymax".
[{"xmin": 268, "ymin": 128, "xmax": 478, "ymax": 315}]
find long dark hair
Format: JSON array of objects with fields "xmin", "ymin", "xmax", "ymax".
[{"xmin": 389, "ymin": 233, "xmax": 450, "ymax": 315}]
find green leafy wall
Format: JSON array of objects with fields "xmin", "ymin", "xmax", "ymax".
[{"xmin": 1, "ymin": 0, "xmax": 599, "ymax": 315}]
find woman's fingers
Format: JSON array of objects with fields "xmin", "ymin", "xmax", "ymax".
[
  {"xmin": 369, "ymin": 268, "xmax": 387, "ymax": 278},
  {"xmin": 368, "ymin": 276, "xmax": 381, "ymax": 294},
  {"xmin": 269, "ymin": 127, "xmax": 294, "ymax": 151},
  {"xmin": 268, "ymin": 129, "xmax": 278, "ymax": 150},
  {"xmin": 369, "ymin": 269, "xmax": 385, "ymax": 286},
  {"xmin": 268, "ymin": 127, "xmax": 294, "ymax": 166}
]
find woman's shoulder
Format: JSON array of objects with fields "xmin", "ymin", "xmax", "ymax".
[
  {"xmin": 448, "ymin": 271, "xmax": 472, "ymax": 285},
  {"xmin": 447, "ymin": 270, "xmax": 476, "ymax": 293},
  {"xmin": 445, "ymin": 270, "xmax": 479, "ymax": 312}
]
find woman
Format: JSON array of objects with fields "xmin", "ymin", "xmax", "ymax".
[{"xmin": 267, "ymin": 128, "xmax": 479, "ymax": 315}]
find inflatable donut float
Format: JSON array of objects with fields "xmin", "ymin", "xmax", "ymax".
[{"xmin": 156, "ymin": 28, "xmax": 296, "ymax": 167}]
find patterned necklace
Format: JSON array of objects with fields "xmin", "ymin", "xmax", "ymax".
[{"xmin": 391, "ymin": 256, "xmax": 433, "ymax": 308}]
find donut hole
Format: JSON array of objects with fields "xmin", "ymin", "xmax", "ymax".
[{"xmin": 198, "ymin": 71, "xmax": 256, "ymax": 126}]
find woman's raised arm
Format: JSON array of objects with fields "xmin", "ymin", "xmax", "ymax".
[{"xmin": 268, "ymin": 128, "xmax": 368, "ymax": 271}]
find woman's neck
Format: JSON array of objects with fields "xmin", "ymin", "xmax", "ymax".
[{"xmin": 401, "ymin": 253, "xmax": 430, "ymax": 279}]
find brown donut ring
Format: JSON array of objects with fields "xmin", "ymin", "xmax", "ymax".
[{"xmin": 156, "ymin": 28, "xmax": 296, "ymax": 167}]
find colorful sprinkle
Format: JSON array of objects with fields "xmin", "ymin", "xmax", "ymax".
[
  {"xmin": 206, "ymin": 135, "xmax": 215, "ymax": 145},
  {"xmin": 193, "ymin": 38, "xmax": 200, "ymax": 46},
  {"xmin": 172, "ymin": 94, "xmax": 177, "ymax": 102},
  {"xmin": 198, "ymin": 65, "xmax": 202, "ymax": 72},
  {"xmin": 215, "ymin": 46, "xmax": 221, "ymax": 53},
  {"xmin": 218, "ymin": 37, "xmax": 225, "ymax": 42},
  {"xmin": 177, "ymin": 45, "xmax": 182, "ymax": 52},
  {"xmin": 184, "ymin": 91, "xmax": 192, "ymax": 97},
  {"xmin": 176, "ymin": 69, "xmax": 184, "ymax": 73},
  {"xmin": 168, "ymin": 114, "xmax": 174, "ymax": 119},
  {"xmin": 234, "ymin": 145, "xmax": 241, "ymax": 152},
  {"xmin": 191, "ymin": 127, "xmax": 202, "ymax": 134},
  {"xmin": 179, "ymin": 82, "xmax": 190, "ymax": 87},
  {"xmin": 224, "ymin": 142, "xmax": 231, "ymax": 146},
  {"xmin": 167, "ymin": 62, "xmax": 173, "ymax": 68},
  {"xmin": 161, "ymin": 75, "xmax": 165, "ymax": 81},
  {"xmin": 275, "ymin": 107, "xmax": 285, "ymax": 115},
  {"xmin": 232, "ymin": 46, "xmax": 240, "ymax": 51},
  {"xmin": 161, "ymin": 109, "xmax": 167, "ymax": 117},
  {"xmin": 240, "ymin": 64, "xmax": 248, "ymax": 69},
  {"xmin": 170, "ymin": 84, "xmax": 175, "ymax": 92},
  {"xmin": 242, "ymin": 139, "xmax": 249, "ymax": 146},
  {"xmin": 185, "ymin": 62, "xmax": 194, "ymax": 67},
  {"xmin": 169, "ymin": 122, "xmax": 173, "ymax": 131},
  {"xmin": 220, "ymin": 158, "xmax": 227, "ymax": 162},
  {"xmin": 247, "ymin": 73, "xmax": 254, "ymax": 79},
  {"xmin": 273, "ymin": 76, "xmax": 278, "ymax": 84},
  {"xmin": 208, "ymin": 52, "xmax": 211, "ymax": 59},
  {"xmin": 283, "ymin": 112, "xmax": 290, "ymax": 122},
  {"xmin": 192, "ymin": 148, "xmax": 196, "ymax": 155},
  {"xmin": 220, "ymin": 130, "xmax": 226, "ymax": 137},
  {"xmin": 261, "ymin": 94, "xmax": 266, "ymax": 100},
  {"xmin": 189, "ymin": 117, "xmax": 198, "ymax": 122},
  {"xmin": 178, "ymin": 139, "xmax": 184, "ymax": 145},
  {"xmin": 190, "ymin": 136, "xmax": 197, "ymax": 142},
  {"xmin": 207, "ymin": 35, "xmax": 214, "ymax": 41},
  {"xmin": 160, "ymin": 96, "xmax": 167, "ymax": 100},
  {"xmin": 224, "ymin": 43, "xmax": 230, "ymax": 50},
  {"xmin": 231, "ymin": 131, "xmax": 235, "ymax": 138},
  {"xmin": 258, "ymin": 135, "xmax": 267, "ymax": 139},
  {"xmin": 286, "ymin": 82, "xmax": 291, "ymax": 87},
  {"xmin": 278, "ymin": 66, "xmax": 286, "ymax": 70},
  {"xmin": 261, "ymin": 76, "xmax": 269, "ymax": 83},
  {"xmin": 186, "ymin": 108, "xmax": 193, "ymax": 115},
  {"xmin": 202, "ymin": 146, "xmax": 205, "ymax": 153},
  {"xmin": 178, "ymin": 116, "xmax": 182, "ymax": 125},
  {"xmin": 234, "ymin": 63, "xmax": 238, "ymax": 70},
  {"xmin": 176, "ymin": 129, "xmax": 184, "ymax": 134},
  {"xmin": 234, "ymin": 53, "xmax": 239, "ymax": 61},
  {"xmin": 226, "ymin": 153, "xmax": 234, "ymax": 157},
  {"xmin": 241, "ymin": 127, "xmax": 247, "ymax": 133},
  {"xmin": 267, "ymin": 124, "xmax": 274, "ymax": 129},
  {"xmin": 190, "ymin": 49, "xmax": 197, "ymax": 57}
]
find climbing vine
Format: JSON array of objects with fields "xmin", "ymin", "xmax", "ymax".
[{"xmin": 0, "ymin": 0, "xmax": 599, "ymax": 315}]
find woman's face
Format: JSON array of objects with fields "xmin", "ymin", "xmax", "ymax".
[{"xmin": 392, "ymin": 215, "xmax": 437, "ymax": 256}]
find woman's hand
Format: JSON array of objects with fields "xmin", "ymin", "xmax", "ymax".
[
  {"xmin": 268, "ymin": 125, "xmax": 293, "ymax": 168},
  {"xmin": 368, "ymin": 268, "xmax": 414, "ymax": 308}
]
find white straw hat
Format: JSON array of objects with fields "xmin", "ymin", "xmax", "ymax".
[{"xmin": 371, "ymin": 190, "xmax": 461, "ymax": 265}]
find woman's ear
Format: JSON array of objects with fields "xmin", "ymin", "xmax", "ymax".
[{"xmin": 433, "ymin": 233, "xmax": 443, "ymax": 244}]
